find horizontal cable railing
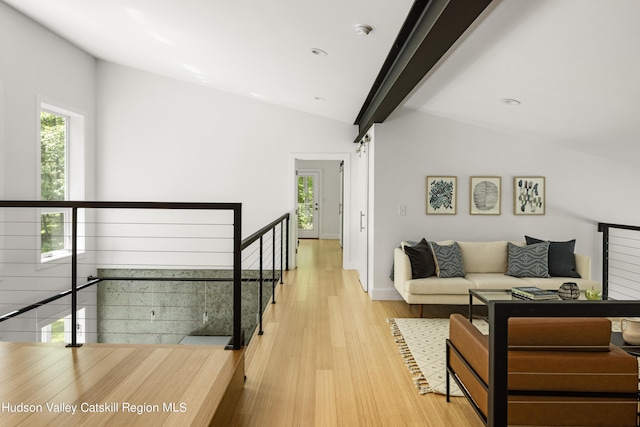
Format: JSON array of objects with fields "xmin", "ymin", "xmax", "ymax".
[
  {"xmin": 598, "ymin": 222, "xmax": 640, "ymax": 300},
  {"xmin": 0, "ymin": 201, "xmax": 288, "ymax": 350}
]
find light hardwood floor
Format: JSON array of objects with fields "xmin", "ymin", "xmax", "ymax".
[{"xmin": 231, "ymin": 239, "xmax": 484, "ymax": 427}]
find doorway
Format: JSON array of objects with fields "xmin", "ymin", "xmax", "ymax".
[
  {"xmin": 297, "ymin": 170, "xmax": 320, "ymax": 239},
  {"xmin": 291, "ymin": 155, "xmax": 351, "ymax": 271}
]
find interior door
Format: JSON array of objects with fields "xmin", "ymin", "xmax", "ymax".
[
  {"xmin": 297, "ymin": 171, "xmax": 320, "ymax": 238},
  {"xmin": 355, "ymin": 144, "xmax": 368, "ymax": 292}
]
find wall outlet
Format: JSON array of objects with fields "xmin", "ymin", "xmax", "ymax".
[{"xmin": 398, "ymin": 205, "xmax": 407, "ymax": 216}]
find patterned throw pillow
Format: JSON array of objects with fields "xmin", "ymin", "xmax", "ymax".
[
  {"xmin": 506, "ymin": 241, "xmax": 550, "ymax": 278},
  {"xmin": 525, "ymin": 235, "xmax": 581, "ymax": 278},
  {"xmin": 430, "ymin": 241, "xmax": 465, "ymax": 278}
]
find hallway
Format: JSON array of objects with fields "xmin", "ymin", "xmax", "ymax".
[{"xmin": 231, "ymin": 239, "xmax": 482, "ymax": 426}]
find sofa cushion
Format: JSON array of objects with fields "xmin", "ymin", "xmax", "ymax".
[
  {"xmin": 458, "ymin": 241, "xmax": 511, "ymax": 273},
  {"xmin": 403, "ymin": 238, "xmax": 436, "ymax": 279},
  {"xmin": 525, "ymin": 235, "xmax": 581, "ymax": 278},
  {"xmin": 430, "ymin": 241, "xmax": 465, "ymax": 278},
  {"xmin": 405, "ymin": 276, "xmax": 475, "ymax": 295},
  {"xmin": 466, "ymin": 273, "xmax": 531, "ymax": 289},
  {"xmin": 506, "ymin": 242, "xmax": 550, "ymax": 278}
]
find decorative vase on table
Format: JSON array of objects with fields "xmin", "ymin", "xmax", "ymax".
[
  {"xmin": 620, "ymin": 318, "xmax": 640, "ymax": 345},
  {"xmin": 558, "ymin": 282, "xmax": 580, "ymax": 300}
]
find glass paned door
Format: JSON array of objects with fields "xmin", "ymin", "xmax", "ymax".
[{"xmin": 297, "ymin": 171, "xmax": 319, "ymax": 238}]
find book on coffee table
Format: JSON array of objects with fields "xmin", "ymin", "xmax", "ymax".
[{"xmin": 511, "ymin": 286, "xmax": 559, "ymax": 300}]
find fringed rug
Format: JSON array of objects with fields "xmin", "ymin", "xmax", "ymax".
[{"xmin": 388, "ymin": 317, "xmax": 488, "ymax": 396}]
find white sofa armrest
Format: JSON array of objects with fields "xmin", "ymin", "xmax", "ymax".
[
  {"xmin": 575, "ymin": 254, "xmax": 591, "ymax": 280},
  {"xmin": 394, "ymin": 247, "xmax": 412, "ymax": 297}
]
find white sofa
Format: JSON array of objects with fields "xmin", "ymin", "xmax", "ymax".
[{"xmin": 393, "ymin": 240, "xmax": 601, "ymax": 310}]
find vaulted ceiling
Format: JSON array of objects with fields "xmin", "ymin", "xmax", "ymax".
[{"xmin": 4, "ymin": 0, "xmax": 640, "ymax": 165}]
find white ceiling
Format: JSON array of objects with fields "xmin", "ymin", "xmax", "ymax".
[
  {"xmin": 404, "ymin": 0, "xmax": 640, "ymax": 164},
  {"xmin": 4, "ymin": 0, "xmax": 640, "ymax": 165},
  {"xmin": 2, "ymin": 0, "xmax": 413, "ymax": 124}
]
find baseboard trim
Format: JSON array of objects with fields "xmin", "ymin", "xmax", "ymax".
[
  {"xmin": 369, "ymin": 288, "xmax": 403, "ymax": 301},
  {"xmin": 320, "ymin": 233, "xmax": 340, "ymax": 240}
]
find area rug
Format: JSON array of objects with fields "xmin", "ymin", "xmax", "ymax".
[{"xmin": 388, "ymin": 317, "xmax": 488, "ymax": 397}]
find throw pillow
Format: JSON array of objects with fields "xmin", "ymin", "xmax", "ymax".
[
  {"xmin": 525, "ymin": 236, "xmax": 581, "ymax": 278},
  {"xmin": 403, "ymin": 239, "xmax": 436, "ymax": 279},
  {"xmin": 430, "ymin": 241, "xmax": 465, "ymax": 278},
  {"xmin": 506, "ymin": 241, "xmax": 551, "ymax": 278}
]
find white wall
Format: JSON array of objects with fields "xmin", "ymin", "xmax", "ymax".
[
  {"xmin": 1, "ymin": 4, "xmax": 96, "ymax": 200},
  {"xmin": 371, "ymin": 107, "xmax": 640, "ymax": 299},
  {"xmin": 0, "ymin": 2, "xmax": 97, "ymax": 338},
  {"xmin": 95, "ymin": 61, "xmax": 358, "ymax": 262},
  {"xmin": 296, "ymin": 160, "xmax": 342, "ymax": 239}
]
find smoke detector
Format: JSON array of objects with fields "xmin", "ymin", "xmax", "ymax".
[{"xmin": 355, "ymin": 24, "xmax": 373, "ymax": 36}]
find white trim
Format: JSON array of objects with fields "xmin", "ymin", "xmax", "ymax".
[
  {"xmin": 320, "ymin": 233, "xmax": 340, "ymax": 240},
  {"xmin": 369, "ymin": 288, "xmax": 403, "ymax": 301}
]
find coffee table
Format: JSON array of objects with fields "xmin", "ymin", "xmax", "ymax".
[
  {"xmin": 468, "ymin": 288, "xmax": 590, "ymax": 321},
  {"xmin": 469, "ymin": 288, "xmax": 640, "ymax": 354},
  {"xmin": 466, "ymin": 288, "xmax": 640, "ymax": 427}
]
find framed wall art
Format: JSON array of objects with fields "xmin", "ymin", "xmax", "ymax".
[
  {"xmin": 514, "ymin": 176, "xmax": 545, "ymax": 215},
  {"xmin": 470, "ymin": 176, "xmax": 501, "ymax": 215},
  {"xmin": 426, "ymin": 176, "xmax": 457, "ymax": 215}
]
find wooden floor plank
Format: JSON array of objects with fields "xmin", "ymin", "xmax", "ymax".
[
  {"xmin": 231, "ymin": 239, "xmax": 484, "ymax": 427},
  {"xmin": 0, "ymin": 342, "xmax": 243, "ymax": 426}
]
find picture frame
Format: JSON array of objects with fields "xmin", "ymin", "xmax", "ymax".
[
  {"xmin": 514, "ymin": 176, "xmax": 545, "ymax": 215},
  {"xmin": 470, "ymin": 176, "xmax": 501, "ymax": 215},
  {"xmin": 426, "ymin": 176, "xmax": 457, "ymax": 215}
]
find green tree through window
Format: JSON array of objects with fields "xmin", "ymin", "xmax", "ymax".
[
  {"xmin": 297, "ymin": 175, "xmax": 314, "ymax": 230},
  {"xmin": 40, "ymin": 111, "xmax": 67, "ymax": 254}
]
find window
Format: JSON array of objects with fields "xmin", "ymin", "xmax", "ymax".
[
  {"xmin": 38, "ymin": 101, "xmax": 86, "ymax": 262},
  {"xmin": 40, "ymin": 110, "xmax": 70, "ymax": 258},
  {"xmin": 40, "ymin": 308, "xmax": 86, "ymax": 344}
]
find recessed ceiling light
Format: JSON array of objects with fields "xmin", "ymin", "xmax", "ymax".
[
  {"xmin": 311, "ymin": 48, "xmax": 327, "ymax": 56},
  {"xmin": 502, "ymin": 98, "xmax": 521, "ymax": 106},
  {"xmin": 355, "ymin": 24, "xmax": 373, "ymax": 36}
]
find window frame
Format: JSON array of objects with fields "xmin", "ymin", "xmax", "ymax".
[{"xmin": 37, "ymin": 100, "xmax": 86, "ymax": 265}]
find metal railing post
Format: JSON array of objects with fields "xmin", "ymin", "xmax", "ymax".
[
  {"xmin": 66, "ymin": 207, "xmax": 81, "ymax": 348},
  {"xmin": 227, "ymin": 204, "xmax": 243, "ymax": 350},
  {"xmin": 258, "ymin": 236, "xmax": 264, "ymax": 335},
  {"xmin": 286, "ymin": 214, "xmax": 290, "ymax": 271},
  {"xmin": 272, "ymin": 227, "xmax": 276, "ymax": 304},
  {"xmin": 599, "ymin": 223, "xmax": 610, "ymax": 299},
  {"xmin": 280, "ymin": 221, "xmax": 284, "ymax": 284}
]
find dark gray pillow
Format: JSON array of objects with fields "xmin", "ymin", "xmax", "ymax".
[
  {"xmin": 525, "ymin": 236, "xmax": 581, "ymax": 278},
  {"xmin": 506, "ymin": 241, "xmax": 550, "ymax": 278},
  {"xmin": 430, "ymin": 241, "xmax": 465, "ymax": 278},
  {"xmin": 403, "ymin": 238, "xmax": 436, "ymax": 279}
]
